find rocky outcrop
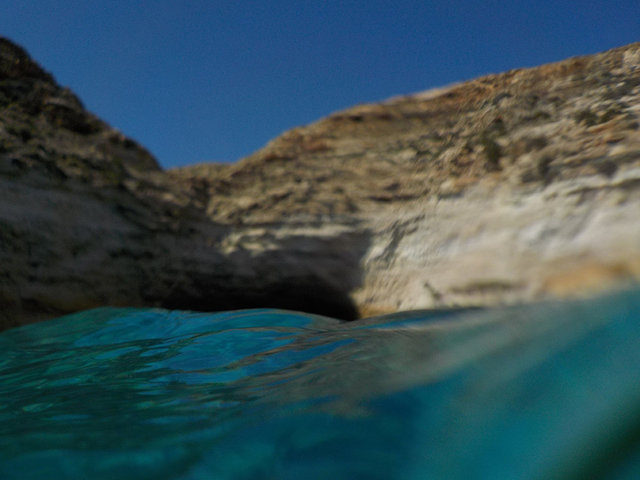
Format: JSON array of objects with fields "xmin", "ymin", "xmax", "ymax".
[
  {"xmin": 1, "ymin": 37, "xmax": 640, "ymax": 330},
  {"xmin": 175, "ymin": 42, "xmax": 640, "ymax": 315},
  {"xmin": 0, "ymin": 37, "xmax": 363, "ymax": 330}
]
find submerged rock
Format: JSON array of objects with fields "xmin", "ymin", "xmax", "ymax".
[{"xmin": 1, "ymin": 37, "xmax": 640, "ymax": 330}]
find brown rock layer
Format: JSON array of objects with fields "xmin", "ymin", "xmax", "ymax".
[{"xmin": 1, "ymin": 37, "xmax": 640, "ymax": 330}]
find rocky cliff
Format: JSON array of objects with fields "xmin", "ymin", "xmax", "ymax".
[{"xmin": 1, "ymin": 37, "xmax": 639, "ymax": 330}]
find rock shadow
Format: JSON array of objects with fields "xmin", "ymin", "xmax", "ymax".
[{"xmin": 157, "ymin": 228, "xmax": 371, "ymax": 321}]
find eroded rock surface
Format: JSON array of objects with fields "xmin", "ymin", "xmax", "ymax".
[
  {"xmin": 175, "ymin": 41, "xmax": 640, "ymax": 316},
  {"xmin": 1, "ymin": 37, "xmax": 639, "ymax": 330}
]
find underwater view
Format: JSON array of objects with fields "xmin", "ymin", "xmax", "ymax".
[{"xmin": 1, "ymin": 288, "xmax": 639, "ymax": 479}]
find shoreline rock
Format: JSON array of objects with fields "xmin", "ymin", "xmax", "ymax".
[{"xmin": 1, "ymin": 37, "xmax": 639, "ymax": 330}]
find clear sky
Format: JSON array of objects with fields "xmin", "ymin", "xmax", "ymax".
[{"xmin": 2, "ymin": 1, "xmax": 639, "ymax": 168}]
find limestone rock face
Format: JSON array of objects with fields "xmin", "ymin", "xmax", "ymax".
[
  {"xmin": 177, "ymin": 42, "xmax": 640, "ymax": 316},
  {"xmin": 1, "ymin": 36, "xmax": 640, "ymax": 330},
  {"xmin": 0, "ymin": 36, "xmax": 365, "ymax": 330}
]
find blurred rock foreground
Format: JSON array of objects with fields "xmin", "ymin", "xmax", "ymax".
[{"xmin": 1, "ymin": 37, "xmax": 639, "ymax": 330}]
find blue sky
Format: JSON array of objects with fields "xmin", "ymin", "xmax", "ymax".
[{"xmin": 2, "ymin": 1, "xmax": 639, "ymax": 168}]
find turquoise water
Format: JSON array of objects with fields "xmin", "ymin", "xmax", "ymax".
[{"xmin": 1, "ymin": 289, "xmax": 639, "ymax": 479}]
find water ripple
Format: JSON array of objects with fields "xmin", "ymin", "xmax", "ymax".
[{"xmin": 1, "ymin": 290, "xmax": 639, "ymax": 479}]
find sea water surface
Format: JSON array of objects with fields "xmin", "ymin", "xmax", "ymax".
[{"xmin": 1, "ymin": 288, "xmax": 639, "ymax": 479}]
